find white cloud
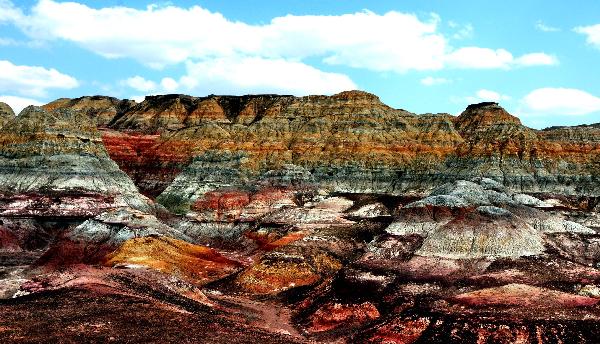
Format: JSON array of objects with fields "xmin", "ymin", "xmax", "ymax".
[
  {"xmin": 0, "ymin": 95, "xmax": 43, "ymax": 115},
  {"xmin": 0, "ymin": 37, "xmax": 17, "ymax": 46},
  {"xmin": 130, "ymin": 95, "xmax": 146, "ymax": 103},
  {"xmin": 122, "ymin": 57, "xmax": 356, "ymax": 96},
  {"xmin": 458, "ymin": 89, "xmax": 511, "ymax": 105},
  {"xmin": 446, "ymin": 47, "xmax": 514, "ymax": 69},
  {"xmin": 446, "ymin": 48, "xmax": 556, "ymax": 69},
  {"xmin": 0, "ymin": 60, "xmax": 79, "ymax": 97},
  {"xmin": 535, "ymin": 20, "xmax": 560, "ymax": 32},
  {"xmin": 450, "ymin": 23, "xmax": 474, "ymax": 40},
  {"xmin": 160, "ymin": 77, "xmax": 179, "ymax": 92},
  {"xmin": 522, "ymin": 88, "xmax": 600, "ymax": 116},
  {"xmin": 2, "ymin": 1, "xmax": 558, "ymax": 73},
  {"xmin": 0, "ymin": 0, "xmax": 23, "ymax": 23},
  {"xmin": 420, "ymin": 76, "xmax": 450, "ymax": 86},
  {"xmin": 475, "ymin": 89, "xmax": 511, "ymax": 102},
  {"xmin": 575, "ymin": 24, "xmax": 600, "ymax": 49},
  {"xmin": 515, "ymin": 53, "xmax": 558, "ymax": 66},
  {"xmin": 178, "ymin": 57, "xmax": 357, "ymax": 96},
  {"xmin": 122, "ymin": 76, "xmax": 156, "ymax": 93}
]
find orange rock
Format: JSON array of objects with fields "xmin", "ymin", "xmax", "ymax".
[
  {"xmin": 103, "ymin": 236, "xmax": 241, "ymax": 285},
  {"xmin": 235, "ymin": 247, "xmax": 342, "ymax": 295}
]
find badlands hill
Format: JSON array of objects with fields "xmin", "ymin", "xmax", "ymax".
[{"xmin": 0, "ymin": 93, "xmax": 599, "ymax": 343}]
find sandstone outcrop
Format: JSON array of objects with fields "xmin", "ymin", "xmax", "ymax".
[{"xmin": 103, "ymin": 236, "xmax": 242, "ymax": 285}]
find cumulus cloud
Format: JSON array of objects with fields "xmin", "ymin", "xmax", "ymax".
[
  {"xmin": 522, "ymin": 88, "xmax": 600, "ymax": 116},
  {"xmin": 446, "ymin": 48, "xmax": 514, "ymax": 69},
  {"xmin": 0, "ymin": 95, "xmax": 43, "ymax": 115},
  {"xmin": 122, "ymin": 76, "xmax": 157, "ymax": 93},
  {"xmin": 160, "ymin": 77, "xmax": 179, "ymax": 92},
  {"xmin": 514, "ymin": 53, "xmax": 558, "ymax": 66},
  {"xmin": 535, "ymin": 20, "xmax": 560, "ymax": 32},
  {"xmin": 448, "ymin": 22, "xmax": 474, "ymax": 40},
  {"xmin": 122, "ymin": 57, "xmax": 357, "ymax": 96},
  {"xmin": 575, "ymin": 24, "xmax": 600, "ymax": 49},
  {"xmin": 446, "ymin": 48, "xmax": 557, "ymax": 69},
  {"xmin": 0, "ymin": 60, "xmax": 78, "ymax": 98},
  {"xmin": 0, "ymin": 0, "xmax": 23, "ymax": 23},
  {"xmin": 2, "ymin": 1, "xmax": 558, "ymax": 73},
  {"xmin": 456, "ymin": 89, "xmax": 511, "ymax": 105},
  {"xmin": 475, "ymin": 89, "xmax": 511, "ymax": 102},
  {"xmin": 420, "ymin": 76, "xmax": 450, "ymax": 86}
]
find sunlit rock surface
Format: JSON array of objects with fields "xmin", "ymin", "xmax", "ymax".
[{"xmin": 1, "ymin": 93, "xmax": 600, "ymax": 343}]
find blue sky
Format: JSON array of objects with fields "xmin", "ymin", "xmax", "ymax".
[{"xmin": 1, "ymin": 0, "xmax": 600, "ymax": 128}]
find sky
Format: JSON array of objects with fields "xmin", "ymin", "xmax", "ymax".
[{"xmin": 1, "ymin": 0, "xmax": 600, "ymax": 128}]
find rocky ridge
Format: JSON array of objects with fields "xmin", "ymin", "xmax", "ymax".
[{"xmin": 46, "ymin": 92, "xmax": 597, "ymax": 212}]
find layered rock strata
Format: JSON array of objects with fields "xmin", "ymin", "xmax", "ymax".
[
  {"xmin": 47, "ymin": 92, "xmax": 597, "ymax": 212},
  {"xmin": 0, "ymin": 106, "xmax": 150, "ymax": 216}
]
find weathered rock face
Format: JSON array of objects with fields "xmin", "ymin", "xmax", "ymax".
[
  {"xmin": 43, "ymin": 96, "xmax": 135, "ymax": 127},
  {"xmin": 0, "ymin": 106, "xmax": 150, "ymax": 216},
  {"xmin": 234, "ymin": 245, "xmax": 342, "ymax": 295},
  {"xmin": 382, "ymin": 178, "xmax": 598, "ymax": 259},
  {"xmin": 103, "ymin": 236, "xmax": 242, "ymax": 285},
  {"xmin": 39, "ymin": 94, "xmax": 600, "ymax": 205},
  {"xmin": 84, "ymin": 95, "xmax": 600, "ymax": 215},
  {"xmin": 448, "ymin": 102, "xmax": 600, "ymax": 196},
  {"xmin": 0, "ymin": 102, "xmax": 15, "ymax": 129},
  {"xmin": 94, "ymin": 91, "xmax": 465, "ymax": 200}
]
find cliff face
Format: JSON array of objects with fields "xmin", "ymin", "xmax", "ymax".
[
  {"xmin": 447, "ymin": 102, "xmax": 600, "ymax": 195},
  {"xmin": 101, "ymin": 91, "xmax": 464, "ymax": 200},
  {"xmin": 25, "ymin": 92, "xmax": 599, "ymax": 211},
  {"xmin": 60, "ymin": 92, "xmax": 596, "ymax": 214}
]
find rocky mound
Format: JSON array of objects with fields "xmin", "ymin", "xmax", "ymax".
[
  {"xmin": 43, "ymin": 96, "xmax": 135, "ymax": 127},
  {"xmin": 382, "ymin": 178, "xmax": 596, "ymax": 259},
  {"xmin": 104, "ymin": 236, "xmax": 242, "ymax": 285},
  {"xmin": 0, "ymin": 102, "xmax": 14, "ymax": 129},
  {"xmin": 36, "ymin": 207, "xmax": 190, "ymax": 266},
  {"xmin": 0, "ymin": 106, "xmax": 150, "ymax": 216},
  {"xmin": 451, "ymin": 283, "xmax": 599, "ymax": 309}
]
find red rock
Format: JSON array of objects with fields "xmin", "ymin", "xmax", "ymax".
[
  {"xmin": 0, "ymin": 227, "xmax": 20, "ymax": 251},
  {"xmin": 367, "ymin": 317, "xmax": 431, "ymax": 344},
  {"xmin": 190, "ymin": 190, "xmax": 251, "ymax": 222},
  {"xmin": 451, "ymin": 283, "xmax": 599, "ymax": 309},
  {"xmin": 309, "ymin": 302, "xmax": 380, "ymax": 332}
]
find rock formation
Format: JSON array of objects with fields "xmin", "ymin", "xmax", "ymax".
[
  {"xmin": 0, "ymin": 106, "xmax": 150, "ymax": 216},
  {"xmin": 58, "ymin": 92, "xmax": 597, "ymax": 212},
  {"xmin": 0, "ymin": 102, "xmax": 15, "ymax": 129},
  {"xmin": 1, "ymin": 91, "xmax": 600, "ymax": 343},
  {"xmin": 43, "ymin": 96, "xmax": 135, "ymax": 127}
]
